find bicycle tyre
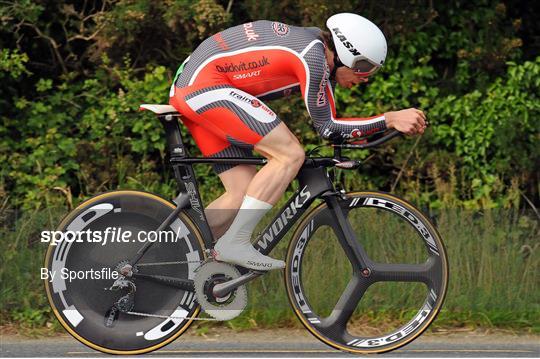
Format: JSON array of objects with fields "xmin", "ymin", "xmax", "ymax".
[
  {"xmin": 285, "ymin": 191, "xmax": 448, "ymax": 354},
  {"xmin": 44, "ymin": 190, "xmax": 206, "ymax": 354}
]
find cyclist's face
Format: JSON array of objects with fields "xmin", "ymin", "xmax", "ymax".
[
  {"xmin": 335, "ymin": 67, "xmax": 370, "ymax": 88},
  {"xmin": 325, "ymin": 46, "xmax": 372, "ymax": 88}
]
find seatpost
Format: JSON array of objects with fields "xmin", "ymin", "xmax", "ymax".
[
  {"xmin": 155, "ymin": 111, "xmax": 212, "ymax": 244},
  {"xmin": 158, "ymin": 113, "xmax": 186, "ymax": 158},
  {"xmin": 156, "ymin": 113, "xmax": 191, "ymax": 192}
]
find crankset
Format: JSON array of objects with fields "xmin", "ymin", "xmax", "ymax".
[
  {"xmin": 103, "ymin": 256, "xmax": 249, "ymax": 323},
  {"xmin": 122, "ymin": 261, "xmax": 248, "ymax": 322},
  {"xmin": 193, "ymin": 260, "xmax": 248, "ymax": 320}
]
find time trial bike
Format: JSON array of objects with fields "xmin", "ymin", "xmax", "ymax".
[{"xmin": 44, "ymin": 103, "xmax": 448, "ymax": 355}]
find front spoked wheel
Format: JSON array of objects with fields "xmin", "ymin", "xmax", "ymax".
[{"xmin": 285, "ymin": 191, "xmax": 448, "ymax": 354}]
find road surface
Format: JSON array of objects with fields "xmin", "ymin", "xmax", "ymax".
[{"xmin": 1, "ymin": 328, "xmax": 538, "ymax": 357}]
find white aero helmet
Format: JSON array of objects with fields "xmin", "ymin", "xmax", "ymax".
[{"xmin": 326, "ymin": 13, "xmax": 387, "ymax": 75}]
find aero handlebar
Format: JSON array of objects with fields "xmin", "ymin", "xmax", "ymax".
[{"xmin": 334, "ymin": 129, "xmax": 402, "ymax": 150}]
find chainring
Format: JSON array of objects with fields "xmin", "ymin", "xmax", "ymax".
[{"xmin": 194, "ymin": 261, "xmax": 247, "ymax": 321}]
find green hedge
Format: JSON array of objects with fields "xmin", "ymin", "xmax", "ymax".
[
  {"xmin": 1, "ymin": 1, "xmax": 538, "ymax": 212},
  {"xmin": 2, "ymin": 53, "xmax": 538, "ymax": 211}
]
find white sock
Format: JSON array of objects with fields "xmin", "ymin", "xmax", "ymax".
[
  {"xmin": 214, "ymin": 196, "xmax": 285, "ymax": 270},
  {"xmin": 224, "ymin": 195, "xmax": 272, "ymax": 245}
]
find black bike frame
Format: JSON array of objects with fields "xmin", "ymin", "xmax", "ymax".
[
  {"xmin": 158, "ymin": 112, "xmax": 337, "ymax": 250},
  {"xmin": 134, "ymin": 111, "xmax": 399, "ymax": 271}
]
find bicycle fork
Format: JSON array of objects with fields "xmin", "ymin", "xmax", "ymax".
[{"xmin": 324, "ymin": 195, "xmax": 372, "ymax": 275}]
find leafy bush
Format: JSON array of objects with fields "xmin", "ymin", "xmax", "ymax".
[{"xmin": 430, "ymin": 58, "xmax": 539, "ymax": 207}]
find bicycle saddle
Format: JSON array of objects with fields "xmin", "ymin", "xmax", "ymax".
[{"xmin": 139, "ymin": 104, "xmax": 179, "ymax": 115}]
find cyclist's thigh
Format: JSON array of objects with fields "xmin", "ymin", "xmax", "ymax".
[
  {"xmin": 171, "ymin": 83, "xmax": 281, "ymax": 149},
  {"xmin": 210, "ymin": 144, "xmax": 257, "ymax": 175},
  {"xmin": 254, "ymin": 122, "xmax": 303, "ymax": 159},
  {"xmin": 179, "ymin": 119, "xmax": 253, "ymax": 175}
]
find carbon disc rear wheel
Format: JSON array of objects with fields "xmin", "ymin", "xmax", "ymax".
[
  {"xmin": 285, "ymin": 191, "xmax": 448, "ymax": 354},
  {"xmin": 44, "ymin": 191, "xmax": 206, "ymax": 354}
]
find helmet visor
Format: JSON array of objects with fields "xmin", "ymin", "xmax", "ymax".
[{"xmin": 352, "ymin": 59, "xmax": 380, "ymax": 76}]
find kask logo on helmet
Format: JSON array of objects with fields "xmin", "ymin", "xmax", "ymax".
[{"xmin": 331, "ymin": 27, "xmax": 361, "ymax": 56}]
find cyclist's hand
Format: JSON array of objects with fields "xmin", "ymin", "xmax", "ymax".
[{"xmin": 384, "ymin": 108, "xmax": 427, "ymax": 135}]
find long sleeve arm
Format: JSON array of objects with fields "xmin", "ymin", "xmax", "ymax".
[{"xmin": 300, "ymin": 41, "xmax": 387, "ymax": 142}]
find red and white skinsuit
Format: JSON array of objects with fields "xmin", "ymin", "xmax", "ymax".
[{"xmin": 170, "ymin": 20, "xmax": 386, "ymax": 173}]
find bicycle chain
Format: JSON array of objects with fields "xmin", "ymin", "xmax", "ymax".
[
  {"xmin": 136, "ymin": 250, "xmax": 214, "ymax": 267},
  {"xmin": 136, "ymin": 260, "xmax": 204, "ymax": 266},
  {"xmin": 125, "ymin": 255, "xmax": 220, "ymax": 321},
  {"xmin": 126, "ymin": 311, "xmax": 223, "ymax": 321}
]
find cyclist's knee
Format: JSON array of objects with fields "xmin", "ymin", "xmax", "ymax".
[
  {"xmin": 287, "ymin": 145, "xmax": 305, "ymax": 170},
  {"xmin": 270, "ymin": 142, "xmax": 304, "ymax": 178}
]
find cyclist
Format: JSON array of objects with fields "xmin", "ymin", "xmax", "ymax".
[{"xmin": 169, "ymin": 13, "xmax": 426, "ymax": 271}]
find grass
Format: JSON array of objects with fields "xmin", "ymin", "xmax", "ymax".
[
  {"xmin": 0, "ymin": 206, "xmax": 65, "ymax": 333},
  {"xmin": 1, "ymin": 196, "xmax": 538, "ymax": 335}
]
